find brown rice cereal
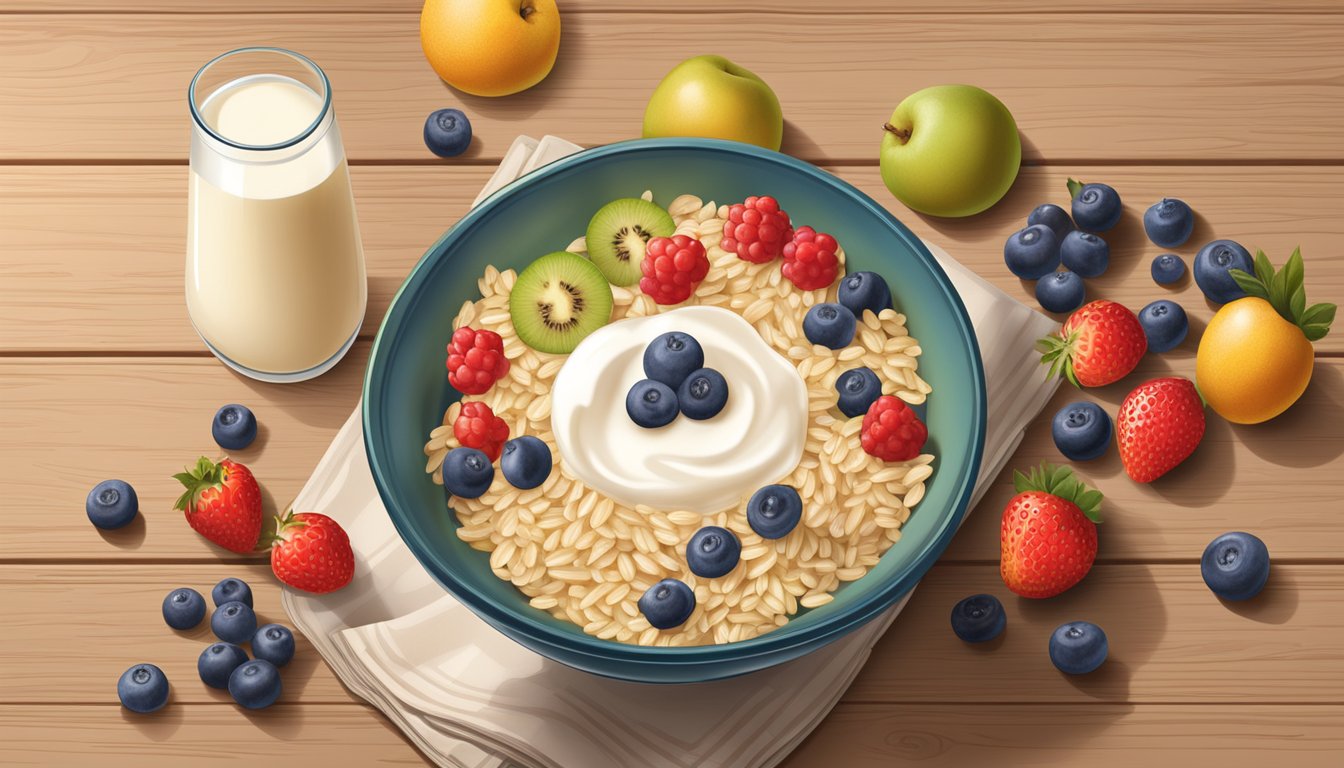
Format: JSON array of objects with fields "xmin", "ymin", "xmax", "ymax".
[{"xmin": 424, "ymin": 191, "xmax": 934, "ymax": 646}]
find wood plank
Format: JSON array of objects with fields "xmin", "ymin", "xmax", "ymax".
[
  {"xmin": 2, "ymin": 563, "xmax": 1340, "ymax": 704},
  {"xmin": 8, "ymin": 1, "xmax": 1343, "ymax": 13},
  {"xmin": 0, "ymin": 352, "xmax": 367, "ymax": 562},
  {"xmin": 0, "ymin": 705, "xmax": 428, "ymax": 766},
  {"xmin": 2, "ymin": 353, "xmax": 1340, "ymax": 563},
  {"xmin": 2, "ymin": 13, "xmax": 1343, "ymax": 162},
  {"xmin": 4, "ymin": 165, "xmax": 1341, "ymax": 353},
  {"xmin": 784, "ymin": 703, "xmax": 1344, "ymax": 767},
  {"xmin": 844, "ymin": 563, "xmax": 1344, "ymax": 704},
  {"xmin": 4, "ymin": 703, "xmax": 1343, "ymax": 768}
]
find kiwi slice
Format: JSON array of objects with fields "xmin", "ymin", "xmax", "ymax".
[
  {"xmin": 585, "ymin": 198, "xmax": 675, "ymax": 286},
  {"xmin": 509, "ymin": 251, "xmax": 614, "ymax": 354}
]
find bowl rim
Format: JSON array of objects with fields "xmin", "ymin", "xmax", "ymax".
[{"xmin": 364, "ymin": 137, "xmax": 986, "ymax": 665}]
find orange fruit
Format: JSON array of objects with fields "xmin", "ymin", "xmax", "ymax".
[
  {"xmin": 420, "ymin": 0, "xmax": 560, "ymax": 98},
  {"xmin": 1196, "ymin": 297, "xmax": 1314, "ymax": 424}
]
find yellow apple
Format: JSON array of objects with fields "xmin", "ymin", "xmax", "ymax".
[
  {"xmin": 420, "ymin": 0, "xmax": 560, "ymax": 97},
  {"xmin": 879, "ymin": 84, "xmax": 1021, "ymax": 218},
  {"xmin": 643, "ymin": 55, "xmax": 783, "ymax": 151}
]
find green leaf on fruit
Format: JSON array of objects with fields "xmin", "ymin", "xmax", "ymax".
[
  {"xmin": 1066, "ymin": 178, "xmax": 1084, "ymax": 200},
  {"xmin": 1229, "ymin": 269, "xmax": 1268, "ymax": 300},
  {"xmin": 1253, "ymin": 250, "xmax": 1275, "ymax": 286}
]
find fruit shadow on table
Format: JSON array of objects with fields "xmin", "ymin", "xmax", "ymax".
[
  {"xmin": 443, "ymin": 11, "xmax": 586, "ymax": 125},
  {"xmin": 1230, "ymin": 362, "xmax": 1344, "ymax": 468}
]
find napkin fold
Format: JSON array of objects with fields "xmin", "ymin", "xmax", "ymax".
[{"xmin": 282, "ymin": 136, "xmax": 1060, "ymax": 768}]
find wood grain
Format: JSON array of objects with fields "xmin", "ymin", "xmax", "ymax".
[
  {"xmin": 3, "ymin": 13, "xmax": 1344, "ymax": 162},
  {"xmin": 4, "ymin": 702, "xmax": 1342, "ymax": 768},
  {"xmin": 1, "ymin": 563, "xmax": 1339, "ymax": 705},
  {"xmin": 2, "ymin": 354, "xmax": 1340, "ymax": 563},
  {"xmin": 8, "ymin": 1, "xmax": 1344, "ymax": 13},
  {"xmin": 3, "ymin": 165, "xmax": 1341, "ymax": 354}
]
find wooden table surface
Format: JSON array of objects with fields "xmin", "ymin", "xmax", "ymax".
[{"xmin": 2, "ymin": 1, "xmax": 1342, "ymax": 765}]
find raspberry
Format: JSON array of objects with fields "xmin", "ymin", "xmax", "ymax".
[
  {"xmin": 782, "ymin": 226, "xmax": 840, "ymax": 291},
  {"xmin": 721, "ymin": 196, "xmax": 793, "ymax": 263},
  {"xmin": 639, "ymin": 235, "xmax": 710, "ymax": 305},
  {"xmin": 860, "ymin": 395, "xmax": 927, "ymax": 462},
  {"xmin": 447, "ymin": 327, "xmax": 510, "ymax": 395},
  {"xmin": 453, "ymin": 401, "xmax": 510, "ymax": 462}
]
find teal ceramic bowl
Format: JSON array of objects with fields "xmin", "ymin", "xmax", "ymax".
[{"xmin": 365, "ymin": 138, "xmax": 985, "ymax": 683}]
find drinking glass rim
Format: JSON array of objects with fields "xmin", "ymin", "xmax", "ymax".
[{"xmin": 188, "ymin": 47, "xmax": 333, "ymax": 152}]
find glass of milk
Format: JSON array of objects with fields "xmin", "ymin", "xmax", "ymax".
[{"xmin": 187, "ymin": 48, "xmax": 367, "ymax": 383}]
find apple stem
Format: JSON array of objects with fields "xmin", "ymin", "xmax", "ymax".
[{"xmin": 883, "ymin": 122, "xmax": 911, "ymax": 144}]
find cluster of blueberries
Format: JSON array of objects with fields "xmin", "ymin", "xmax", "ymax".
[
  {"xmin": 801, "ymin": 271, "xmax": 895, "ymax": 418},
  {"xmin": 1005, "ymin": 181, "xmax": 1264, "ymax": 355},
  {"xmin": 949, "ymin": 529, "xmax": 1270, "ymax": 675},
  {"xmin": 638, "ymin": 484, "xmax": 805, "ymax": 630},
  {"xmin": 442, "ymin": 435, "xmax": 553, "ymax": 499},
  {"xmin": 627, "ymin": 332, "xmax": 730, "ymax": 428},
  {"xmin": 118, "ymin": 577, "xmax": 294, "ymax": 713}
]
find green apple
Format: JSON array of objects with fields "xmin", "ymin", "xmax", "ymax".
[
  {"xmin": 643, "ymin": 55, "xmax": 783, "ymax": 151},
  {"xmin": 879, "ymin": 85, "xmax": 1021, "ymax": 218}
]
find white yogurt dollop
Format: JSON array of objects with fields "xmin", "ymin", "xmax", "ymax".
[{"xmin": 551, "ymin": 306, "xmax": 808, "ymax": 516}]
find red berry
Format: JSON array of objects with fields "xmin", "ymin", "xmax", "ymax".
[
  {"xmin": 447, "ymin": 327, "xmax": 510, "ymax": 395},
  {"xmin": 860, "ymin": 395, "xmax": 927, "ymax": 462},
  {"xmin": 782, "ymin": 226, "xmax": 840, "ymax": 291},
  {"xmin": 453, "ymin": 401, "xmax": 510, "ymax": 461},
  {"xmin": 639, "ymin": 235, "xmax": 710, "ymax": 305},
  {"xmin": 269, "ymin": 512, "xmax": 355, "ymax": 595},
  {"xmin": 721, "ymin": 196, "xmax": 793, "ymax": 263}
]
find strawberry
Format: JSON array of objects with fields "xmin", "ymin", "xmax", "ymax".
[
  {"xmin": 267, "ymin": 511, "xmax": 354, "ymax": 594},
  {"xmin": 1037, "ymin": 299, "xmax": 1147, "ymax": 387},
  {"xmin": 1116, "ymin": 376, "xmax": 1206, "ymax": 482},
  {"xmin": 173, "ymin": 457, "xmax": 263, "ymax": 554},
  {"xmin": 1000, "ymin": 464, "xmax": 1102, "ymax": 599}
]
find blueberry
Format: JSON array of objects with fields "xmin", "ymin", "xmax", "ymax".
[
  {"xmin": 686, "ymin": 525, "xmax": 741, "ymax": 578},
  {"xmin": 1058, "ymin": 231, "xmax": 1109, "ymax": 278},
  {"xmin": 950, "ymin": 594, "xmax": 1006, "ymax": 643},
  {"xmin": 1003, "ymin": 225, "xmax": 1060, "ymax": 280},
  {"xmin": 1151, "ymin": 253, "xmax": 1187, "ymax": 285},
  {"xmin": 1051, "ymin": 401, "xmax": 1112, "ymax": 461},
  {"xmin": 211, "ymin": 577, "xmax": 253, "ymax": 608},
  {"xmin": 162, "ymin": 587, "xmax": 206, "ymax": 630},
  {"xmin": 1035, "ymin": 270, "xmax": 1086, "ymax": 314},
  {"xmin": 626, "ymin": 379, "xmax": 679, "ymax": 429},
  {"xmin": 1194, "ymin": 239, "xmax": 1254, "ymax": 304},
  {"xmin": 442, "ymin": 447, "xmax": 495, "ymax": 498},
  {"xmin": 85, "ymin": 479, "xmax": 138, "ymax": 530},
  {"xmin": 1027, "ymin": 203, "xmax": 1074, "ymax": 242},
  {"xmin": 251, "ymin": 624, "xmax": 296, "ymax": 668},
  {"xmin": 1070, "ymin": 182, "xmax": 1122, "ymax": 232},
  {"xmin": 1201, "ymin": 531, "xmax": 1270, "ymax": 601},
  {"xmin": 1139, "ymin": 300, "xmax": 1189, "ymax": 353},
  {"xmin": 835, "ymin": 367, "xmax": 882, "ymax": 418},
  {"xmin": 117, "ymin": 663, "xmax": 169, "ymax": 713},
  {"xmin": 500, "ymin": 436, "xmax": 552, "ymax": 490},
  {"xmin": 803, "ymin": 303, "xmax": 857, "ymax": 350},
  {"xmin": 1143, "ymin": 198, "xmax": 1194, "ymax": 248},
  {"xmin": 211, "ymin": 404, "xmax": 257, "ymax": 451},
  {"xmin": 678, "ymin": 368, "xmax": 729, "ymax": 420},
  {"xmin": 637, "ymin": 578, "xmax": 696, "ymax": 630},
  {"xmin": 211, "ymin": 601, "xmax": 258, "ymax": 644},
  {"xmin": 228, "ymin": 659, "xmax": 282, "ymax": 710},
  {"xmin": 197, "ymin": 642, "xmax": 249, "ymax": 689},
  {"xmin": 836, "ymin": 271, "xmax": 892, "ymax": 318},
  {"xmin": 746, "ymin": 484, "xmax": 803, "ymax": 540},
  {"xmin": 1049, "ymin": 621, "xmax": 1108, "ymax": 675},
  {"xmin": 643, "ymin": 332, "xmax": 704, "ymax": 389},
  {"xmin": 423, "ymin": 108, "xmax": 472, "ymax": 159}
]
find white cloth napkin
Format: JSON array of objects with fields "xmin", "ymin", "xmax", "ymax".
[{"xmin": 281, "ymin": 136, "xmax": 1060, "ymax": 768}]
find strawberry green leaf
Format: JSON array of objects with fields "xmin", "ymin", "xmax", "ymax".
[
  {"xmin": 1229, "ymin": 269, "xmax": 1269, "ymax": 300},
  {"xmin": 1012, "ymin": 463, "xmax": 1103, "ymax": 522},
  {"xmin": 1013, "ymin": 469, "xmax": 1031, "ymax": 494},
  {"xmin": 1066, "ymin": 178, "xmax": 1084, "ymax": 200}
]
